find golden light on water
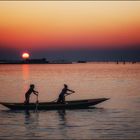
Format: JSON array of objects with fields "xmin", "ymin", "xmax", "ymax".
[{"xmin": 22, "ymin": 64, "xmax": 29, "ymax": 81}]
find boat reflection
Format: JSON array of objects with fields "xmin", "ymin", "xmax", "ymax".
[
  {"xmin": 58, "ymin": 110, "xmax": 66, "ymax": 121},
  {"xmin": 57, "ymin": 109, "xmax": 68, "ymax": 128},
  {"xmin": 24, "ymin": 110, "xmax": 31, "ymax": 119},
  {"xmin": 24, "ymin": 110, "xmax": 39, "ymax": 126}
]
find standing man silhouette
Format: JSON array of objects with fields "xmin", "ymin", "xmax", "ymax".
[
  {"xmin": 24, "ymin": 84, "xmax": 38, "ymax": 104},
  {"xmin": 57, "ymin": 84, "xmax": 75, "ymax": 104}
]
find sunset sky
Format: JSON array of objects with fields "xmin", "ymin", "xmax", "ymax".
[{"xmin": 0, "ymin": 1, "xmax": 140, "ymax": 60}]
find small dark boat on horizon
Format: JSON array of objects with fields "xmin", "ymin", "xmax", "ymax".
[{"xmin": 0, "ymin": 98, "xmax": 109, "ymax": 110}]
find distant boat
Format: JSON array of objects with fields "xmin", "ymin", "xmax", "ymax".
[
  {"xmin": 0, "ymin": 98, "xmax": 109, "ymax": 110},
  {"xmin": 77, "ymin": 61, "xmax": 87, "ymax": 63}
]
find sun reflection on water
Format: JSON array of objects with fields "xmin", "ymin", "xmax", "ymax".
[{"xmin": 22, "ymin": 64, "xmax": 29, "ymax": 81}]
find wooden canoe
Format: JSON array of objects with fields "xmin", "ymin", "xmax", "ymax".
[{"xmin": 0, "ymin": 98, "xmax": 109, "ymax": 110}]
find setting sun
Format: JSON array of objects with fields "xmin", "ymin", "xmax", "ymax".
[{"xmin": 22, "ymin": 53, "xmax": 30, "ymax": 59}]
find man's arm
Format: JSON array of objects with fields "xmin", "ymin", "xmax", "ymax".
[
  {"xmin": 65, "ymin": 91, "xmax": 75, "ymax": 96},
  {"xmin": 67, "ymin": 89, "xmax": 75, "ymax": 93},
  {"xmin": 33, "ymin": 90, "xmax": 39, "ymax": 96}
]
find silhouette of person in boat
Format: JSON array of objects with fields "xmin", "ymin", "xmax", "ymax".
[
  {"xmin": 57, "ymin": 84, "xmax": 75, "ymax": 104},
  {"xmin": 24, "ymin": 84, "xmax": 38, "ymax": 104}
]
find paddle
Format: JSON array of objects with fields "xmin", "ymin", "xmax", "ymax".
[
  {"xmin": 51, "ymin": 98, "xmax": 57, "ymax": 102},
  {"xmin": 51, "ymin": 91, "xmax": 75, "ymax": 103},
  {"xmin": 35, "ymin": 94, "xmax": 39, "ymax": 112}
]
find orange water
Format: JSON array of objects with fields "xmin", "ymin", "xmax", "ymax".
[{"xmin": 0, "ymin": 63, "xmax": 140, "ymax": 139}]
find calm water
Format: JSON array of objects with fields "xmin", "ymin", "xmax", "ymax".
[{"xmin": 0, "ymin": 63, "xmax": 140, "ymax": 139}]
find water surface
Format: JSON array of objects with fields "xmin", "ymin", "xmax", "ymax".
[{"xmin": 0, "ymin": 63, "xmax": 140, "ymax": 139}]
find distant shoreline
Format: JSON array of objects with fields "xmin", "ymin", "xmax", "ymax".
[
  {"xmin": 0, "ymin": 58, "xmax": 139, "ymax": 65},
  {"xmin": 0, "ymin": 61, "xmax": 139, "ymax": 65}
]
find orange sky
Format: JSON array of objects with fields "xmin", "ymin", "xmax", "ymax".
[{"xmin": 0, "ymin": 1, "xmax": 140, "ymax": 50}]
